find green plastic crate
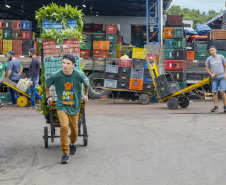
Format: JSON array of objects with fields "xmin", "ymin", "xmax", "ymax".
[
  {"xmin": 80, "ymin": 41, "xmax": 92, "ymax": 50},
  {"xmin": 93, "ymin": 34, "xmax": 106, "ymax": 41},
  {"xmin": 195, "ymin": 52, "xmax": 210, "ymax": 60},
  {"xmin": 0, "ymin": 93, "xmax": 10, "ymax": 103},
  {"xmin": 106, "ymin": 34, "xmax": 117, "ymax": 42},
  {"xmin": 174, "ymin": 38, "xmax": 186, "ymax": 49},
  {"xmin": 173, "ymin": 27, "xmax": 184, "ymax": 38},
  {"xmin": 196, "ymin": 44, "xmax": 207, "ymax": 52},
  {"xmin": 109, "ymin": 50, "xmax": 117, "ymax": 58},
  {"xmin": 165, "ymin": 49, "xmax": 174, "ymax": 59},
  {"xmin": 110, "ymin": 42, "xmax": 117, "ymax": 50},
  {"xmin": 3, "ymin": 30, "xmax": 12, "ymax": 40},
  {"xmin": 217, "ymin": 50, "xmax": 226, "ymax": 58},
  {"xmin": 178, "ymin": 81, "xmax": 187, "ymax": 89},
  {"xmin": 165, "ymin": 39, "xmax": 174, "ymax": 49}
]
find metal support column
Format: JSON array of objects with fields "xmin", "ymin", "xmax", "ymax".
[{"xmin": 146, "ymin": 0, "xmax": 163, "ymax": 45}]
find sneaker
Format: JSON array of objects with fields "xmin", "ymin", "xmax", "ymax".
[
  {"xmin": 26, "ymin": 106, "xmax": 37, "ymax": 110},
  {"xmin": 0, "ymin": 103, "xmax": 3, "ymax": 108},
  {"xmin": 8, "ymin": 102, "xmax": 16, "ymax": 105},
  {"xmin": 70, "ymin": 144, "xmax": 77, "ymax": 155},
  {"xmin": 224, "ymin": 106, "xmax": 226, "ymax": 112},
  {"xmin": 211, "ymin": 106, "xmax": 218, "ymax": 112},
  {"xmin": 61, "ymin": 154, "xmax": 69, "ymax": 164}
]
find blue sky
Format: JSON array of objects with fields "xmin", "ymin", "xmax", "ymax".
[{"xmin": 170, "ymin": 0, "xmax": 225, "ymax": 13}]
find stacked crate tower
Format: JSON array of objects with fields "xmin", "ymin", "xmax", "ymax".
[
  {"xmin": 132, "ymin": 25, "xmax": 143, "ymax": 47},
  {"xmin": 116, "ymin": 34, "xmax": 122, "ymax": 58},
  {"xmin": 164, "ymin": 15, "xmax": 187, "ymax": 89},
  {"xmin": 106, "ymin": 25, "xmax": 118, "ymax": 58}
]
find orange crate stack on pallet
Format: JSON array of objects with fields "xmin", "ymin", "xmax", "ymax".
[{"xmin": 187, "ymin": 51, "xmax": 195, "ymax": 60}]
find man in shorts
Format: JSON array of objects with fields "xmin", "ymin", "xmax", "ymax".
[
  {"xmin": 45, "ymin": 54, "xmax": 89, "ymax": 164},
  {"xmin": 206, "ymin": 46, "xmax": 226, "ymax": 112}
]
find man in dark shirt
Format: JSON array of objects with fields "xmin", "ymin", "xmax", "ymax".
[
  {"xmin": 6, "ymin": 51, "xmax": 21, "ymax": 105},
  {"xmin": 27, "ymin": 48, "xmax": 42, "ymax": 110}
]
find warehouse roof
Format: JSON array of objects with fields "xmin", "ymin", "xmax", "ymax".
[
  {"xmin": 0, "ymin": 0, "xmax": 172, "ymax": 31},
  {"xmin": 205, "ymin": 12, "xmax": 223, "ymax": 29}
]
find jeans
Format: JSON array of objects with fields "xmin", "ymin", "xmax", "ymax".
[
  {"xmin": 30, "ymin": 77, "xmax": 42, "ymax": 106},
  {"xmin": 211, "ymin": 77, "xmax": 226, "ymax": 92},
  {"xmin": 9, "ymin": 79, "xmax": 19, "ymax": 104},
  {"xmin": 0, "ymin": 79, "xmax": 3, "ymax": 104}
]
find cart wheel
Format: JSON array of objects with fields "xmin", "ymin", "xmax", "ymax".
[
  {"xmin": 178, "ymin": 96, "xmax": 190, "ymax": 108},
  {"xmin": 17, "ymin": 96, "xmax": 28, "ymax": 107},
  {"xmin": 44, "ymin": 127, "xmax": 48, "ymax": 148},
  {"xmin": 83, "ymin": 137, "xmax": 88, "ymax": 146},
  {"xmin": 167, "ymin": 97, "xmax": 179, "ymax": 110},
  {"xmin": 139, "ymin": 94, "xmax": 150, "ymax": 105}
]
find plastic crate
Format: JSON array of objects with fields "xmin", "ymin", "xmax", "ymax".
[
  {"xmin": 174, "ymin": 38, "xmax": 186, "ymax": 49},
  {"xmin": 167, "ymin": 15, "xmax": 183, "ymax": 26},
  {"xmin": 156, "ymin": 85, "xmax": 171, "ymax": 99},
  {"xmin": 0, "ymin": 20, "xmax": 4, "ymax": 29},
  {"xmin": 211, "ymin": 40, "xmax": 226, "ymax": 50},
  {"xmin": 173, "ymin": 27, "xmax": 184, "ymax": 38},
  {"xmin": 187, "ymin": 51, "xmax": 195, "ymax": 60},
  {"xmin": 131, "ymin": 68, "xmax": 144, "ymax": 79},
  {"xmin": 174, "ymin": 60, "xmax": 186, "ymax": 71},
  {"xmin": 80, "ymin": 50, "xmax": 91, "ymax": 58},
  {"xmin": 12, "ymin": 30, "xmax": 21, "ymax": 40},
  {"xmin": 118, "ymin": 74, "xmax": 130, "ymax": 82},
  {"xmin": 91, "ymin": 24, "xmax": 103, "ymax": 31},
  {"xmin": 93, "ymin": 41, "xmax": 110, "ymax": 50},
  {"xmin": 211, "ymin": 29, "xmax": 226, "ymax": 40},
  {"xmin": 93, "ymin": 49, "xmax": 109, "ymax": 59},
  {"xmin": 105, "ymin": 73, "xmax": 118, "ymax": 80},
  {"xmin": 3, "ymin": 30, "xmax": 12, "ymax": 40},
  {"xmin": 143, "ymin": 83, "xmax": 155, "ymax": 91},
  {"xmin": 106, "ymin": 34, "xmax": 117, "ymax": 42},
  {"xmin": 4, "ymin": 20, "xmax": 12, "ymax": 30},
  {"xmin": 132, "ymin": 25, "xmax": 143, "ymax": 32},
  {"xmin": 2, "ymin": 39, "xmax": 12, "ymax": 54},
  {"xmin": 134, "ymin": 32, "xmax": 142, "ymax": 38},
  {"xmin": 167, "ymin": 71, "xmax": 187, "ymax": 82},
  {"xmin": 0, "ymin": 30, "xmax": 2, "ymax": 40},
  {"xmin": 119, "ymin": 59, "xmax": 132, "ymax": 67},
  {"xmin": 22, "ymin": 40, "xmax": 34, "ymax": 55},
  {"xmin": 143, "ymin": 76, "xmax": 153, "ymax": 84},
  {"xmin": 109, "ymin": 50, "xmax": 117, "ymax": 58},
  {"xmin": 84, "ymin": 23, "xmax": 92, "ymax": 30},
  {"xmin": 104, "ymin": 79, "xmax": 117, "ymax": 88},
  {"xmin": 116, "ymin": 43, "xmax": 122, "ymax": 50},
  {"xmin": 106, "ymin": 25, "xmax": 117, "ymax": 34},
  {"xmin": 174, "ymin": 49, "xmax": 187, "ymax": 60},
  {"xmin": 165, "ymin": 60, "xmax": 175, "ymax": 71},
  {"xmin": 163, "ymin": 27, "xmax": 173, "ymax": 39},
  {"xmin": 195, "ymin": 52, "xmax": 209, "ymax": 60},
  {"xmin": 110, "ymin": 42, "xmax": 117, "ymax": 50},
  {"xmin": 217, "ymin": 50, "xmax": 226, "ymax": 58},
  {"xmin": 129, "ymin": 79, "xmax": 143, "ymax": 90},
  {"xmin": 187, "ymin": 73, "xmax": 209, "ymax": 81},
  {"xmin": 117, "ymin": 35, "xmax": 122, "ymax": 43},
  {"xmin": 165, "ymin": 49, "xmax": 174, "ymax": 60},
  {"xmin": 0, "ymin": 39, "xmax": 2, "ymax": 53},
  {"xmin": 12, "ymin": 20, "xmax": 21, "ymax": 30},
  {"xmin": 132, "ymin": 58, "xmax": 145, "ymax": 69},
  {"xmin": 132, "ymin": 48, "xmax": 147, "ymax": 59},
  {"xmin": 21, "ymin": 20, "xmax": 32, "ymax": 31},
  {"xmin": 117, "ymin": 81, "xmax": 129, "ymax": 89},
  {"xmin": 155, "ymin": 74, "xmax": 174, "ymax": 87},
  {"xmin": 146, "ymin": 54, "xmax": 159, "ymax": 62},
  {"xmin": 116, "ymin": 50, "xmax": 121, "ymax": 58},
  {"xmin": 105, "ymin": 64, "xmax": 118, "ymax": 73},
  {"xmin": 178, "ymin": 81, "xmax": 187, "ymax": 89},
  {"xmin": 80, "ymin": 41, "xmax": 92, "ymax": 50},
  {"xmin": 13, "ymin": 40, "xmax": 22, "ymax": 55},
  {"xmin": 21, "ymin": 31, "xmax": 31, "ymax": 40},
  {"xmin": 82, "ymin": 33, "xmax": 92, "ymax": 41},
  {"xmin": 0, "ymin": 93, "xmax": 10, "ymax": 103},
  {"xmin": 165, "ymin": 39, "xmax": 174, "ymax": 49},
  {"xmin": 68, "ymin": 19, "xmax": 77, "ymax": 29},
  {"xmin": 196, "ymin": 44, "xmax": 207, "ymax": 52},
  {"xmin": 93, "ymin": 34, "xmax": 106, "ymax": 41},
  {"xmin": 168, "ymin": 81, "xmax": 181, "ymax": 94},
  {"xmin": 118, "ymin": 67, "xmax": 131, "ymax": 74},
  {"xmin": 144, "ymin": 61, "xmax": 158, "ymax": 69}
]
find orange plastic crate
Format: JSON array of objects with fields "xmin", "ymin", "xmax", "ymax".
[
  {"xmin": 211, "ymin": 29, "xmax": 226, "ymax": 40},
  {"xmin": 93, "ymin": 41, "xmax": 110, "ymax": 50},
  {"xmin": 129, "ymin": 79, "xmax": 143, "ymax": 90},
  {"xmin": 163, "ymin": 27, "xmax": 173, "ymax": 39},
  {"xmin": 187, "ymin": 51, "xmax": 195, "ymax": 60},
  {"xmin": 116, "ymin": 50, "xmax": 121, "ymax": 58}
]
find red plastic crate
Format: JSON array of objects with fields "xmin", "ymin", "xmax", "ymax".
[
  {"xmin": 0, "ymin": 39, "xmax": 2, "ymax": 53},
  {"xmin": 106, "ymin": 25, "xmax": 117, "ymax": 34},
  {"xmin": 93, "ymin": 49, "xmax": 109, "ymax": 59},
  {"xmin": 165, "ymin": 60, "xmax": 175, "ymax": 71},
  {"xmin": 35, "ymin": 41, "xmax": 39, "ymax": 56},
  {"xmin": 0, "ymin": 20, "xmax": 4, "ymax": 29},
  {"xmin": 129, "ymin": 79, "xmax": 143, "ymax": 90},
  {"xmin": 187, "ymin": 51, "xmax": 195, "ymax": 60},
  {"xmin": 21, "ymin": 31, "xmax": 31, "ymax": 40},
  {"xmin": 133, "ymin": 25, "xmax": 143, "ymax": 32},
  {"xmin": 174, "ymin": 60, "xmax": 186, "ymax": 71},
  {"xmin": 146, "ymin": 54, "xmax": 159, "ymax": 62},
  {"xmin": 119, "ymin": 59, "xmax": 132, "ymax": 67},
  {"xmin": 12, "ymin": 20, "xmax": 21, "ymax": 30},
  {"xmin": 167, "ymin": 15, "xmax": 183, "ymax": 26},
  {"xmin": 80, "ymin": 50, "xmax": 91, "ymax": 58},
  {"xmin": 117, "ymin": 35, "xmax": 122, "ymax": 43},
  {"xmin": 83, "ymin": 30, "xmax": 92, "ymax": 33},
  {"xmin": 13, "ymin": 40, "xmax": 22, "ymax": 55},
  {"xmin": 91, "ymin": 24, "xmax": 103, "ymax": 31}
]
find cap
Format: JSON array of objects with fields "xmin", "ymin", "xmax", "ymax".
[
  {"xmin": 63, "ymin": 53, "xmax": 76, "ymax": 65},
  {"xmin": 8, "ymin": 51, "xmax": 15, "ymax": 56}
]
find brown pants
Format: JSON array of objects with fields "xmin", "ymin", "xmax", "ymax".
[{"xmin": 57, "ymin": 110, "xmax": 79, "ymax": 154}]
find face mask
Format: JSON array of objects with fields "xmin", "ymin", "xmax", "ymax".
[
  {"xmin": 29, "ymin": 54, "xmax": 32, "ymax": 58},
  {"xmin": 9, "ymin": 57, "xmax": 12, "ymax": 61}
]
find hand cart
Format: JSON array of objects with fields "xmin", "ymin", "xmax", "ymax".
[
  {"xmin": 2, "ymin": 77, "xmax": 32, "ymax": 107},
  {"xmin": 43, "ymin": 101, "xmax": 88, "ymax": 148},
  {"xmin": 144, "ymin": 50, "xmax": 212, "ymax": 110}
]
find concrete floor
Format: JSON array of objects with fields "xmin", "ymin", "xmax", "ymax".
[{"xmin": 0, "ymin": 99, "xmax": 226, "ymax": 185}]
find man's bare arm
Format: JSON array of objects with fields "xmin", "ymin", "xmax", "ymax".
[
  {"xmin": 19, "ymin": 67, "xmax": 23, "ymax": 76},
  {"xmin": 6, "ymin": 70, "xmax": 12, "ymax": 78}
]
